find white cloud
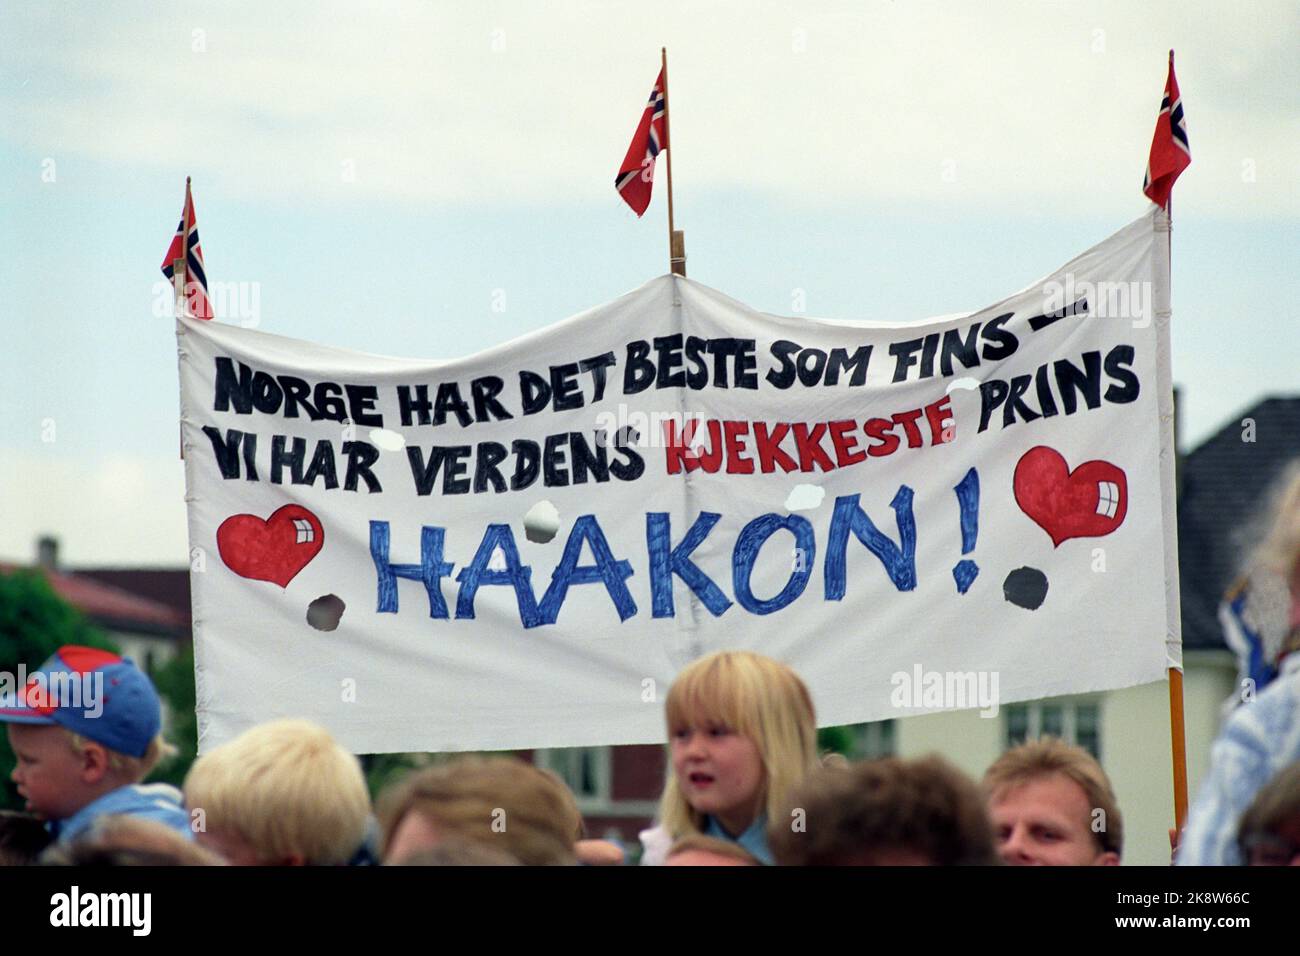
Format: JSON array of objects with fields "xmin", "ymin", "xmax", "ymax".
[
  {"xmin": 3, "ymin": 1, "xmax": 1296, "ymax": 216},
  {"xmin": 0, "ymin": 453, "xmax": 189, "ymax": 566}
]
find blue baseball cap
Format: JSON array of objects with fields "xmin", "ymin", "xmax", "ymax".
[{"xmin": 0, "ymin": 646, "xmax": 162, "ymax": 758}]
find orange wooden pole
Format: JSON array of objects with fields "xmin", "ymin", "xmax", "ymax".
[
  {"xmin": 1163, "ymin": 72, "xmax": 1188, "ymax": 833},
  {"xmin": 1169, "ymin": 666, "xmax": 1189, "ymax": 832}
]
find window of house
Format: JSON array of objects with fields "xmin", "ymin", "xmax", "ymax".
[
  {"xmin": 850, "ymin": 719, "xmax": 896, "ymax": 760},
  {"xmin": 535, "ymin": 747, "xmax": 609, "ymax": 803},
  {"xmin": 1004, "ymin": 699, "xmax": 1101, "ymax": 760}
]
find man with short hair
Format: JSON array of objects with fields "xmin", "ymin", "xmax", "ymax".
[{"xmin": 984, "ymin": 738, "xmax": 1122, "ymax": 866}]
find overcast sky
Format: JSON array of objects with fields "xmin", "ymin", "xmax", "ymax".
[{"xmin": 2, "ymin": 1, "xmax": 1297, "ymax": 566}]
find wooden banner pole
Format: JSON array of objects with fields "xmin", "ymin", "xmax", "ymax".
[
  {"xmin": 661, "ymin": 47, "xmax": 685, "ymax": 276},
  {"xmin": 1164, "ymin": 52, "xmax": 1189, "ymax": 836},
  {"xmin": 173, "ymin": 176, "xmax": 191, "ymax": 318},
  {"xmin": 176, "ymin": 177, "xmax": 191, "ymax": 461}
]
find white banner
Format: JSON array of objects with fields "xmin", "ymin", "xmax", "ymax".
[{"xmin": 179, "ymin": 208, "xmax": 1178, "ymax": 754}]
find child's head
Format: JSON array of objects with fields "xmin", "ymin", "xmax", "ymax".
[
  {"xmin": 183, "ymin": 718, "xmax": 371, "ymax": 866},
  {"xmin": 1, "ymin": 646, "xmax": 170, "ymax": 821},
  {"xmin": 378, "ymin": 755, "xmax": 579, "ymax": 866},
  {"xmin": 665, "ymin": 833, "xmax": 760, "ymax": 866},
  {"xmin": 1238, "ymin": 761, "xmax": 1300, "ymax": 866},
  {"xmin": 40, "ymin": 815, "xmax": 226, "ymax": 867},
  {"xmin": 771, "ymin": 756, "xmax": 999, "ymax": 866},
  {"xmin": 6, "ymin": 725, "xmax": 171, "ymax": 821},
  {"xmin": 659, "ymin": 650, "xmax": 817, "ymax": 840}
]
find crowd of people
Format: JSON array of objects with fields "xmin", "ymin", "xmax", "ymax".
[{"xmin": 2, "ymin": 636, "xmax": 1298, "ymax": 867}]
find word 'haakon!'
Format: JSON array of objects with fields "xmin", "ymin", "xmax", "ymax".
[{"xmin": 369, "ymin": 487, "xmax": 922, "ymax": 628}]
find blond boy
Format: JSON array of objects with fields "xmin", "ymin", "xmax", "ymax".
[
  {"xmin": 1, "ymin": 646, "xmax": 187, "ymax": 842},
  {"xmin": 183, "ymin": 718, "xmax": 371, "ymax": 865}
]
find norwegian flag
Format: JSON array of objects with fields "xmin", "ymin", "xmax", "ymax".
[
  {"xmin": 161, "ymin": 179, "xmax": 214, "ymax": 320},
  {"xmin": 614, "ymin": 68, "xmax": 667, "ymax": 217},
  {"xmin": 1142, "ymin": 53, "xmax": 1191, "ymax": 209}
]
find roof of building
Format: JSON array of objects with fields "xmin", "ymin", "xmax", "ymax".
[
  {"xmin": 0, "ymin": 563, "xmax": 189, "ymax": 638},
  {"xmin": 74, "ymin": 568, "xmax": 192, "ymax": 622}
]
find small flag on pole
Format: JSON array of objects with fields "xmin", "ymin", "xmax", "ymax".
[
  {"xmin": 161, "ymin": 178, "xmax": 214, "ymax": 320},
  {"xmin": 1142, "ymin": 51, "xmax": 1191, "ymax": 209},
  {"xmin": 615, "ymin": 68, "xmax": 667, "ymax": 217}
]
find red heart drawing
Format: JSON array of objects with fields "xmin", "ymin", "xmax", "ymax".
[
  {"xmin": 1013, "ymin": 446, "xmax": 1127, "ymax": 547},
  {"xmin": 216, "ymin": 505, "xmax": 324, "ymax": 588}
]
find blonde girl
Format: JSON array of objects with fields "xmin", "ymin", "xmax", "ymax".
[{"xmin": 639, "ymin": 650, "xmax": 818, "ymax": 865}]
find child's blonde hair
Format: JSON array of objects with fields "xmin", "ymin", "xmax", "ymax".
[
  {"xmin": 66, "ymin": 730, "xmax": 176, "ymax": 782},
  {"xmin": 659, "ymin": 650, "xmax": 817, "ymax": 839},
  {"xmin": 183, "ymin": 718, "xmax": 371, "ymax": 866}
]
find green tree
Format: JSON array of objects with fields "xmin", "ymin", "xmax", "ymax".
[
  {"xmin": 149, "ymin": 645, "xmax": 198, "ymax": 790},
  {"xmin": 817, "ymin": 724, "xmax": 855, "ymax": 757},
  {"xmin": 0, "ymin": 570, "xmax": 118, "ymax": 811},
  {"xmin": 362, "ymin": 752, "xmax": 423, "ymax": 800}
]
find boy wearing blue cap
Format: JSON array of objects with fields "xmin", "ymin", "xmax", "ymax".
[{"xmin": 1, "ymin": 646, "xmax": 191, "ymax": 843}]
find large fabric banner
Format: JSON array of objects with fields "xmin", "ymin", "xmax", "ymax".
[{"xmin": 179, "ymin": 209, "xmax": 1179, "ymax": 753}]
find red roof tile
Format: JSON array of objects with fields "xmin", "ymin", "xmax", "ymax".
[{"xmin": 0, "ymin": 563, "xmax": 187, "ymax": 632}]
